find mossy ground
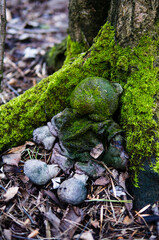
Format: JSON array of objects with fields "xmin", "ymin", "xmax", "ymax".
[{"xmin": 1, "ymin": 22, "xmax": 159, "ymax": 184}]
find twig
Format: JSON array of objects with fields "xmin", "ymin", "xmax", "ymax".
[
  {"xmin": 12, "ymin": 236, "xmax": 38, "ymax": 240},
  {"xmin": 76, "ymin": 219, "xmax": 91, "ymax": 240},
  {"xmin": 22, "ymin": 206, "xmax": 35, "ymax": 225},
  {"xmin": 0, "ymin": 184, "xmax": 6, "ymax": 192},
  {"xmin": 152, "ymin": 203, "xmax": 159, "ymax": 237},
  {"xmin": 6, "ymin": 82, "xmax": 20, "ymax": 96}
]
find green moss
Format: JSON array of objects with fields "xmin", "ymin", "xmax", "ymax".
[
  {"xmin": 120, "ymin": 36, "xmax": 159, "ymax": 185},
  {"xmin": 0, "ymin": 23, "xmax": 121, "ymax": 152},
  {"xmin": 46, "ymin": 38, "xmax": 67, "ymax": 72},
  {"xmin": 1, "ymin": 22, "xmax": 159, "ymax": 185},
  {"xmin": 70, "ymin": 77, "xmax": 120, "ymax": 119},
  {"xmin": 64, "ymin": 35, "xmax": 88, "ymax": 64}
]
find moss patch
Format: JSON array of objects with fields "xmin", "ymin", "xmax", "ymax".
[
  {"xmin": 120, "ymin": 36, "xmax": 159, "ymax": 185},
  {"xmin": 46, "ymin": 38, "xmax": 67, "ymax": 73},
  {"xmin": 1, "ymin": 22, "xmax": 159, "ymax": 185},
  {"xmin": 0, "ymin": 23, "xmax": 122, "ymax": 152}
]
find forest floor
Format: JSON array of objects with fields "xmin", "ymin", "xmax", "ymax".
[{"xmin": 0, "ymin": 0, "xmax": 158, "ymax": 239}]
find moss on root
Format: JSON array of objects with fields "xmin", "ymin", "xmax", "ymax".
[
  {"xmin": 1, "ymin": 22, "xmax": 159, "ymax": 185},
  {"xmin": 0, "ymin": 23, "xmax": 120, "ymax": 152}
]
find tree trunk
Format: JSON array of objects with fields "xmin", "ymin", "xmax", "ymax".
[
  {"xmin": 69, "ymin": 0, "xmax": 159, "ymax": 47},
  {"xmin": 68, "ymin": 0, "xmax": 111, "ymax": 46},
  {"xmin": 108, "ymin": 0, "xmax": 159, "ymax": 46},
  {"xmin": 0, "ymin": 0, "xmax": 159, "ymax": 185}
]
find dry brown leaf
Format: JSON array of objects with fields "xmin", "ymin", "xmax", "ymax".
[
  {"xmin": 91, "ymin": 219, "xmax": 100, "ymax": 228},
  {"xmin": 27, "ymin": 229, "xmax": 39, "ymax": 238},
  {"xmin": 60, "ymin": 206, "xmax": 83, "ymax": 239},
  {"xmin": 4, "ymin": 187, "xmax": 19, "ymax": 201},
  {"xmin": 2, "ymin": 153, "xmax": 21, "ymax": 166},
  {"xmin": 123, "ymin": 216, "xmax": 133, "ymax": 225},
  {"xmin": 94, "ymin": 176, "xmax": 110, "ymax": 186},
  {"xmin": 7, "ymin": 141, "xmax": 34, "ymax": 154}
]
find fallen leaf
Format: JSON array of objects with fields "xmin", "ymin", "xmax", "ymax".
[
  {"xmin": 27, "ymin": 229, "xmax": 39, "ymax": 238},
  {"xmin": 0, "ymin": 173, "xmax": 6, "ymax": 179},
  {"xmin": 51, "ymin": 177, "xmax": 61, "ymax": 189},
  {"xmin": 7, "ymin": 141, "xmax": 34, "ymax": 154},
  {"xmin": 91, "ymin": 219, "xmax": 100, "ymax": 228},
  {"xmin": 123, "ymin": 216, "xmax": 133, "ymax": 225},
  {"xmin": 90, "ymin": 143, "xmax": 104, "ymax": 159},
  {"xmin": 4, "ymin": 187, "xmax": 19, "ymax": 201},
  {"xmin": 80, "ymin": 231, "xmax": 94, "ymax": 240},
  {"xmin": 2, "ymin": 153, "xmax": 21, "ymax": 166},
  {"xmin": 60, "ymin": 206, "xmax": 83, "ymax": 239},
  {"xmin": 3, "ymin": 229, "xmax": 12, "ymax": 240},
  {"xmin": 94, "ymin": 176, "xmax": 110, "ymax": 186}
]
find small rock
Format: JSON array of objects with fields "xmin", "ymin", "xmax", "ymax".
[
  {"xmin": 33, "ymin": 126, "xmax": 56, "ymax": 150},
  {"xmin": 24, "ymin": 159, "xmax": 60, "ymax": 185},
  {"xmin": 73, "ymin": 173, "xmax": 88, "ymax": 185},
  {"xmin": 57, "ymin": 178, "xmax": 87, "ymax": 205}
]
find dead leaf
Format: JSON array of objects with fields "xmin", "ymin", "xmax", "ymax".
[
  {"xmin": 7, "ymin": 141, "xmax": 34, "ymax": 154},
  {"xmin": 94, "ymin": 176, "xmax": 110, "ymax": 186},
  {"xmin": 80, "ymin": 231, "xmax": 94, "ymax": 240},
  {"xmin": 123, "ymin": 216, "xmax": 133, "ymax": 225},
  {"xmin": 4, "ymin": 187, "xmax": 19, "ymax": 201},
  {"xmin": 60, "ymin": 206, "xmax": 83, "ymax": 239},
  {"xmin": 91, "ymin": 219, "xmax": 100, "ymax": 228},
  {"xmin": 2, "ymin": 153, "xmax": 21, "ymax": 166},
  {"xmin": 90, "ymin": 143, "xmax": 104, "ymax": 159},
  {"xmin": 19, "ymin": 174, "xmax": 29, "ymax": 183},
  {"xmin": 27, "ymin": 229, "xmax": 39, "ymax": 238},
  {"xmin": 3, "ymin": 229, "xmax": 12, "ymax": 240},
  {"xmin": 0, "ymin": 173, "xmax": 6, "ymax": 179},
  {"xmin": 45, "ymin": 209, "xmax": 60, "ymax": 237}
]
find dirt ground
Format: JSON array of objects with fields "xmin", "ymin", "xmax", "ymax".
[{"xmin": 0, "ymin": 1, "xmax": 158, "ymax": 239}]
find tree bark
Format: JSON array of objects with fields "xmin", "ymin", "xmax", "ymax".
[
  {"xmin": 68, "ymin": 0, "xmax": 111, "ymax": 46},
  {"xmin": 69, "ymin": 0, "xmax": 159, "ymax": 47},
  {"xmin": 108, "ymin": 0, "xmax": 159, "ymax": 46}
]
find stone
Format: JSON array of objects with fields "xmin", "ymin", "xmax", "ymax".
[
  {"xmin": 70, "ymin": 77, "xmax": 122, "ymax": 119},
  {"xmin": 57, "ymin": 178, "xmax": 87, "ymax": 205},
  {"xmin": 73, "ymin": 173, "xmax": 88, "ymax": 184},
  {"xmin": 33, "ymin": 126, "xmax": 56, "ymax": 150},
  {"xmin": 24, "ymin": 159, "xmax": 60, "ymax": 185}
]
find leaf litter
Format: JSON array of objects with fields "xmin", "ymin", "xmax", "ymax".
[{"xmin": 0, "ymin": 0, "xmax": 159, "ymax": 239}]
